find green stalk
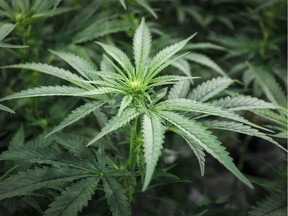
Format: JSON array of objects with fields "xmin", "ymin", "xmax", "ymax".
[
  {"xmin": 126, "ymin": 118, "xmax": 138, "ymax": 170},
  {"xmin": 123, "ymin": 117, "xmax": 139, "ymax": 204}
]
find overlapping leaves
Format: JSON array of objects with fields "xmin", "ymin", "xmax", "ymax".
[{"xmin": 0, "ymin": 17, "xmax": 285, "ymax": 216}]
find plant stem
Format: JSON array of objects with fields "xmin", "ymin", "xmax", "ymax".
[{"xmin": 126, "ymin": 118, "xmax": 138, "ymax": 170}]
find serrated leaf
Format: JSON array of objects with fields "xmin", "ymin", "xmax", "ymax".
[
  {"xmin": 168, "ymin": 80, "xmax": 190, "ymax": 99},
  {"xmin": 133, "ymin": 18, "xmax": 151, "ymax": 76},
  {"xmin": 3, "ymin": 63, "xmax": 93, "ymax": 89},
  {"xmin": 97, "ymin": 42, "xmax": 134, "ymax": 78},
  {"xmin": 252, "ymin": 109, "xmax": 287, "ymax": 127},
  {"xmin": 0, "ymin": 104, "xmax": 14, "ymax": 113},
  {"xmin": 64, "ymin": 1, "xmax": 103, "ymax": 34},
  {"xmin": 136, "ymin": 0, "xmax": 157, "ymax": 18},
  {"xmin": 0, "ymin": 86, "xmax": 86, "ymax": 102},
  {"xmin": 103, "ymin": 177, "xmax": 131, "ymax": 216},
  {"xmin": 44, "ymin": 177, "xmax": 100, "ymax": 216},
  {"xmin": 9, "ymin": 125, "xmax": 24, "ymax": 150},
  {"xmin": 0, "ymin": 167, "xmax": 92, "ymax": 200},
  {"xmin": 210, "ymin": 95, "xmax": 276, "ymax": 111},
  {"xmin": 249, "ymin": 190, "xmax": 287, "ymax": 216},
  {"xmin": 200, "ymin": 120, "xmax": 286, "ymax": 152},
  {"xmin": 87, "ymin": 108, "xmax": 141, "ymax": 146},
  {"xmin": 155, "ymin": 98, "xmax": 269, "ymax": 131},
  {"xmin": 189, "ymin": 77, "xmax": 233, "ymax": 102},
  {"xmin": 171, "ymin": 58, "xmax": 191, "ymax": 77},
  {"xmin": 50, "ymin": 50, "xmax": 98, "ymax": 79},
  {"xmin": 54, "ymin": 133, "xmax": 91, "ymax": 157},
  {"xmin": 142, "ymin": 113, "xmax": 165, "ymax": 191},
  {"xmin": 185, "ymin": 53, "xmax": 226, "ymax": 76},
  {"xmin": 247, "ymin": 65, "xmax": 287, "ymax": 107},
  {"xmin": 118, "ymin": 95, "xmax": 133, "ymax": 116},
  {"xmin": 94, "ymin": 71, "xmax": 123, "ymax": 82},
  {"xmin": 147, "ymin": 34, "xmax": 196, "ymax": 79},
  {"xmin": 149, "ymin": 75, "xmax": 197, "ymax": 88},
  {"xmin": 158, "ymin": 111, "xmax": 253, "ymax": 188},
  {"xmin": 173, "ymin": 128, "xmax": 206, "ymax": 176},
  {"xmin": 100, "ymin": 57, "xmax": 116, "ymax": 72},
  {"xmin": 0, "ymin": 147, "xmax": 97, "ymax": 171},
  {"xmin": 46, "ymin": 101, "xmax": 103, "ymax": 137},
  {"xmin": 73, "ymin": 19, "xmax": 133, "ymax": 43}
]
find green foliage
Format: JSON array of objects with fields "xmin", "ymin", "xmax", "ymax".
[
  {"xmin": 188, "ymin": 77, "xmax": 233, "ymax": 102},
  {"xmin": 245, "ymin": 64, "xmax": 286, "ymax": 107},
  {"xmin": 0, "ymin": 104, "xmax": 14, "ymax": 113},
  {"xmin": 0, "ymin": 140, "xmax": 131, "ymax": 216},
  {"xmin": 158, "ymin": 110, "xmax": 253, "ymax": 188},
  {"xmin": 142, "ymin": 112, "xmax": 164, "ymax": 191},
  {"xmin": 249, "ymin": 168, "xmax": 287, "ymax": 216},
  {"xmin": 46, "ymin": 101, "xmax": 103, "ymax": 137},
  {"xmin": 103, "ymin": 177, "xmax": 131, "ymax": 216},
  {"xmin": 0, "ymin": 167, "xmax": 91, "ymax": 200},
  {"xmin": 0, "ymin": 1, "xmax": 286, "ymax": 215},
  {"xmin": 0, "ymin": 23, "xmax": 27, "ymax": 48},
  {"xmin": 44, "ymin": 177, "xmax": 100, "ymax": 216}
]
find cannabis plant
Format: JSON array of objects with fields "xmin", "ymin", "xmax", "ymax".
[
  {"xmin": 0, "ymin": 21, "xmax": 27, "ymax": 113},
  {"xmin": 0, "ymin": 19, "xmax": 285, "ymax": 215},
  {"xmin": 248, "ymin": 167, "xmax": 287, "ymax": 216}
]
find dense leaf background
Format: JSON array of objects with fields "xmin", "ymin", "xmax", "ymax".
[{"xmin": 0, "ymin": 0, "xmax": 286, "ymax": 215}]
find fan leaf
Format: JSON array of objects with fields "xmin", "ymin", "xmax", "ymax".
[
  {"xmin": 0, "ymin": 167, "xmax": 92, "ymax": 200},
  {"xmin": 50, "ymin": 50, "xmax": 98, "ymax": 79},
  {"xmin": 46, "ymin": 101, "xmax": 104, "ymax": 137},
  {"xmin": 0, "ymin": 104, "xmax": 14, "ymax": 113},
  {"xmin": 103, "ymin": 177, "xmax": 131, "ymax": 216},
  {"xmin": 97, "ymin": 42, "xmax": 134, "ymax": 78},
  {"xmin": 158, "ymin": 111, "xmax": 253, "ymax": 188},
  {"xmin": 210, "ymin": 95, "xmax": 276, "ymax": 111},
  {"xmin": 87, "ymin": 108, "xmax": 141, "ymax": 146},
  {"xmin": 44, "ymin": 177, "xmax": 100, "ymax": 216},
  {"xmin": 147, "ymin": 34, "xmax": 196, "ymax": 79},
  {"xmin": 172, "ymin": 127, "xmax": 206, "ymax": 176},
  {"xmin": 189, "ymin": 77, "xmax": 233, "ymax": 102},
  {"xmin": 133, "ymin": 18, "xmax": 151, "ymax": 76},
  {"xmin": 185, "ymin": 53, "xmax": 226, "ymax": 76},
  {"xmin": 155, "ymin": 98, "xmax": 269, "ymax": 131},
  {"xmin": 142, "ymin": 112, "xmax": 165, "ymax": 191},
  {"xmin": 3, "ymin": 63, "xmax": 93, "ymax": 89},
  {"xmin": 0, "ymin": 86, "xmax": 87, "ymax": 102},
  {"xmin": 200, "ymin": 120, "xmax": 286, "ymax": 151},
  {"xmin": 118, "ymin": 95, "xmax": 133, "ymax": 116},
  {"xmin": 168, "ymin": 80, "xmax": 190, "ymax": 99},
  {"xmin": 0, "ymin": 147, "xmax": 97, "ymax": 171}
]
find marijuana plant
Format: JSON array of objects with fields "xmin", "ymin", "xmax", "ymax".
[
  {"xmin": 0, "ymin": 21, "xmax": 27, "ymax": 113},
  {"xmin": 0, "ymin": 19, "xmax": 285, "ymax": 215}
]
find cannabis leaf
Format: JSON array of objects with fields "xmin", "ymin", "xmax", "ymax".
[
  {"xmin": 0, "ymin": 142, "xmax": 131, "ymax": 216},
  {"xmin": 46, "ymin": 101, "xmax": 103, "ymax": 137},
  {"xmin": 0, "ymin": 104, "xmax": 14, "ymax": 113},
  {"xmin": 1, "ymin": 17, "xmax": 282, "ymax": 198},
  {"xmin": 0, "ymin": 23, "xmax": 28, "ymax": 48},
  {"xmin": 0, "ymin": 167, "xmax": 92, "ymax": 200},
  {"xmin": 87, "ymin": 108, "xmax": 141, "ymax": 146},
  {"xmin": 44, "ymin": 177, "xmax": 100, "ymax": 216},
  {"xmin": 103, "ymin": 177, "xmax": 131, "ymax": 216},
  {"xmin": 188, "ymin": 77, "xmax": 233, "ymax": 102},
  {"xmin": 142, "ymin": 112, "xmax": 165, "ymax": 191},
  {"xmin": 158, "ymin": 111, "xmax": 253, "ymax": 188}
]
